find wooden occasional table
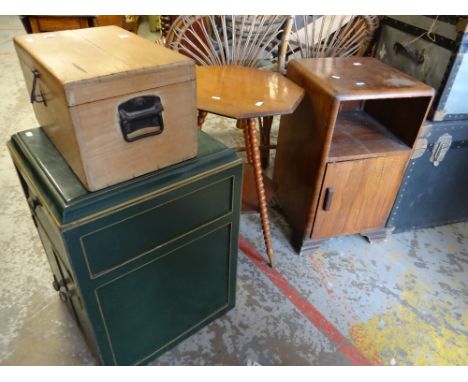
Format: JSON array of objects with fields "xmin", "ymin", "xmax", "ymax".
[{"xmin": 196, "ymin": 65, "xmax": 304, "ymax": 266}]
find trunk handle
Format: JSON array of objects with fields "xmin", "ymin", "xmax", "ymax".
[
  {"xmin": 393, "ymin": 42, "xmax": 425, "ymax": 65},
  {"xmin": 30, "ymin": 70, "xmax": 47, "ymax": 106}
]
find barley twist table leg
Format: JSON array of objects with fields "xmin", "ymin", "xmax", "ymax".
[
  {"xmin": 245, "ymin": 117, "xmax": 275, "ymax": 267},
  {"xmin": 260, "ymin": 116, "xmax": 273, "ymax": 169},
  {"xmin": 242, "ymin": 120, "xmax": 253, "ymax": 164},
  {"xmin": 197, "ymin": 110, "xmax": 208, "ymax": 129}
]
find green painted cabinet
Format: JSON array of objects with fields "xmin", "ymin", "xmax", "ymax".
[{"xmin": 8, "ymin": 128, "xmax": 243, "ymax": 365}]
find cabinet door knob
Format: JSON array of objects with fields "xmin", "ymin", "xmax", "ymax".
[{"xmin": 323, "ymin": 187, "xmax": 334, "ymax": 211}]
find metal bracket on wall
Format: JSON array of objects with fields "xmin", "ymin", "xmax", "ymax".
[{"xmin": 430, "ymin": 133, "xmax": 453, "ymax": 166}]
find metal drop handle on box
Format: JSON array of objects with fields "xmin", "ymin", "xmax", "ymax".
[{"xmin": 118, "ymin": 95, "xmax": 164, "ymax": 142}]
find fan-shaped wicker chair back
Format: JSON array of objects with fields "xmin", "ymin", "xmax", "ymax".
[
  {"xmin": 165, "ymin": 15, "xmax": 293, "ymax": 71},
  {"xmin": 286, "ymin": 15, "xmax": 380, "ymax": 68}
]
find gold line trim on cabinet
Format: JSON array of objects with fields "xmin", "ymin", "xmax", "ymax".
[
  {"xmin": 84, "ymin": 211, "xmax": 232, "ymax": 280},
  {"xmin": 94, "ymin": 223, "xmax": 233, "ymax": 366},
  {"xmin": 136, "ymin": 303, "xmax": 230, "ymax": 366},
  {"xmin": 135, "ymin": 223, "xmax": 234, "ymax": 366},
  {"xmin": 32, "ymin": 212, "xmax": 106, "ymax": 364},
  {"xmin": 64, "ymin": 159, "xmax": 241, "ymax": 230},
  {"xmin": 63, "ymin": 159, "xmax": 242, "ymax": 230},
  {"xmin": 79, "ymin": 175, "xmax": 235, "ymax": 279},
  {"xmin": 8, "ymin": 143, "xmax": 63, "ymax": 229},
  {"xmin": 8, "ymin": 141, "xmax": 241, "ymax": 229}
]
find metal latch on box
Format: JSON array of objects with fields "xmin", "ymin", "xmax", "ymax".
[{"xmin": 430, "ymin": 133, "xmax": 452, "ymax": 166}]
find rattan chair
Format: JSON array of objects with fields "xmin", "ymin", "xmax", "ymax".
[
  {"xmin": 286, "ymin": 15, "xmax": 380, "ymax": 65},
  {"xmin": 166, "ymin": 15, "xmax": 292, "ymax": 69}
]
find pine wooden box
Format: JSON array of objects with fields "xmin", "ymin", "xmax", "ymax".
[{"xmin": 14, "ymin": 26, "xmax": 197, "ymax": 191}]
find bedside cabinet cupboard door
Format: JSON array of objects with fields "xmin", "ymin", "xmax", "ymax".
[{"xmin": 312, "ymin": 155, "xmax": 409, "ymax": 240}]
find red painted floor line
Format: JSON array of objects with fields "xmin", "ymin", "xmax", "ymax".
[{"xmin": 238, "ymin": 235, "xmax": 380, "ymax": 366}]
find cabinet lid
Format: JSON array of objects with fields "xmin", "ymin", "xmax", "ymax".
[
  {"xmin": 14, "ymin": 26, "xmax": 195, "ymax": 106},
  {"xmin": 8, "ymin": 128, "xmax": 240, "ymax": 227}
]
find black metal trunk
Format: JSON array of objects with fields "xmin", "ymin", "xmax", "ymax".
[
  {"xmin": 375, "ymin": 15, "xmax": 468, "ymax": 121},
  {"xmin": 387, "ymin": 119, "xmax": 468, "ymax": 232}
]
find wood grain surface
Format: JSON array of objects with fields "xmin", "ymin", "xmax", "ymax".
[
  {"xmin": 328, "ymin": 110, "xmax": 410, "ymax": 162},
  {"xmin": 72, "ymin": 80, "xmax": 197, "ymax": 191},
  {"xmin": 28, "ymin": 16, "xmax": 91, "ymax": 33},
  {"xmin": 273, "ymin": 61, "xmax": 339, "ymax": 237},
  {"xmin": 14, "ymin": 26, "xmax": 192, "ymax": 83},
  {"xmin": 14, "ymin": 26, "xmax": 198, "ymax": 191},
  {"xmin": 290, "ymin": 57, "xmax": 434, "ymax": 100},
  {"xmin": 15, "ymin": 46, "xmax": 87, "ymax": 183},
  {"xmin": 14, "ymin": 26, "xmax": 195, "ymax": 105},
  {"xmin": 312, "ymin": 154, "xmax": 409, "ymax": 240},
  {"xmin": 273, "ymin": 57, "xmax": 434, "ymax": 250},
  {"xmin": 196, "ymin": 65, "xmax": 304, "ymax": 119}
]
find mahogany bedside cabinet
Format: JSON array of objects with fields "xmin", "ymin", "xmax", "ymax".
[
  {"xmin": 8, "ymin": 128, "xmax": 243, "ymax": 365},
  {"xmin": 273, "ymin": 57, "xmax": 434, "ymax": 254}
]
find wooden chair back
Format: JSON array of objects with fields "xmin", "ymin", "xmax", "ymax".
[
  {"xmin": 287, "ymin": 16, "xmax": 380, "ymax": 68},
  {"xmin": 165, "ymin": 15, "xmax": 293, "ymax": 71}
]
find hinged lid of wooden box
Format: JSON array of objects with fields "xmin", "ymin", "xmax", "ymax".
[{"xmin": 14, "ymin": 26, "xmax": 195, "ymax": 106}]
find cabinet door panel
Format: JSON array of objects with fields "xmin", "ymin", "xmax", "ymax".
[
  {"xmin": 95, "ymin": 224, "xmax": 233, "ymax": 365},
  {"xmin": 312, "ymin": 154, "xmax": 408, "ymax": 240}
]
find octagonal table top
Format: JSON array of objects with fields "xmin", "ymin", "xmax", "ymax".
[{"xmin": 196, "ymin": 65, "xmax": 305, "ymax": 120}]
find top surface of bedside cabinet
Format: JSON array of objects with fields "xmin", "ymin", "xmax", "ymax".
[{"xmin": 289, "ymin": 57, "xmax": 435, "ymax": 100}]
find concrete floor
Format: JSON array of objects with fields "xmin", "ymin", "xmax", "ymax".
[{"xmin": 0, "ymin": 16, "xmax": 467, "ymax": 366}]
